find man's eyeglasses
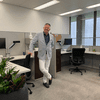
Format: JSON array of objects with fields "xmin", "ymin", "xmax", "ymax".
[{"xmin": 44, "ymin": 27, "xmax": 50, "ymax": 29}]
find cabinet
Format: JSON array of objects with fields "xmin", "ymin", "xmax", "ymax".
[
  {"xmin": 93, "ymin": 54, "xmax": 100, "ymax": 69},
  {"xmin": 84, "ymin": 54, "xmax": 93, "ymax": 68},
  {"xmin": 56, "ymin": 49, "xmax": 61, "ymax": 72},
  {"xmin": 61, "ymin": 53, "xmax": 71, "ymax": 67},
  {"xmin": 35, "ymin": 51, "xmax": 43, "ymax": 79}
]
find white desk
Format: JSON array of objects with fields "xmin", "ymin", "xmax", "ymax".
[
  {"xmin": 61, "ymin": 51, "xmax": 71, "ymax": 54},
  {"xmin": 5, "ymin": 61, "xmax": 31, "ymax": 75},
  {"xmin": 85, "ymin": 51, "xmax": 100, "ymax": 55},
  {"xmin": 0, "ymin": 55, "xmax": 31, "ymax": 78},
  {"xmin": 61, "ymin": 50, "xmax": 100, "ymax": 55},
  {"xmin": 3, "ymin": 55, "xmax": 34, "ymax": 61}
]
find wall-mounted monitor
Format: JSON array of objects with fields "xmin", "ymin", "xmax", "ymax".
[
  {"xmin": 0, "ymin": 38, "xmax": 6, "ymax": 49},
  {"xmin": 64, "ymin": 38, "xmax": 72, "ymax": 45}
]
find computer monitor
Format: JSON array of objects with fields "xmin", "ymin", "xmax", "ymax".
[
  {"xmin": 64, "ymin": 39, "xmax": 72, "ymax": 45},
  {"xmin": 0, "ymin": 38, "xmax": 6, "ymax": 49}
]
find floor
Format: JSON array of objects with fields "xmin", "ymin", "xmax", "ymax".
[{"xmin": 27, "ymin": 66, "xmax": 100, "ymax": 100}]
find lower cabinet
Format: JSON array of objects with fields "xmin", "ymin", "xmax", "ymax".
[
  {"xmin": 84, "ymin": 54, "xmax": 93, "ymax": 68},
  {"xmin": 92, "ymin": 54, "xmax": 100, "ymax": 69},
  {"xmin": 35, "ymin": 51, "xmax": 43, "ymax": 79},
  {"xmin": 56, "ymin": 49, "xmax": 61, "ymax": 72},
  {"xmin": 61, "ymin": 53, "xmax": 71, "ymax": 67},
  {"xmin": 83, "ymin": 54, "xmax": 100, "ymax": 69}
]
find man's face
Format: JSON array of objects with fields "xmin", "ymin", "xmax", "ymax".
[{"xmin": 43, "ymin": 25, "xmax": 50, "ymax": 33}]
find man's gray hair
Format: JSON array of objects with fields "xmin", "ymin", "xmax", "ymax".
[{"xmin": 45, "ymin": 23, "xmax": 51, "ymax": 26}]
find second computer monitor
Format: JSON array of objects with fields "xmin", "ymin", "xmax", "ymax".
[{"xmin": 64, "ymin": 38, "xmax": 72, "ymax": 45}]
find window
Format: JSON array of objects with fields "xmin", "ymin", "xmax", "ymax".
[
  {"xmin": 82, "ymin": 12, "xmax": 94, "ymax": 46},
  {"xmin": 71, "ymin": 16, "xmax": 77, "ymax": 45},
  {"xmin": 96, "ymin": 11, "xmax": 100, "ymax": 46}
]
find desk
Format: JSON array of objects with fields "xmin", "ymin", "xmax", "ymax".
[
  {"xmin": 61, "ymin": 50, "xmax": 100, "ymax": 70},
  {"xmin": 1, "ymin": 55, "xmax": 31, "ymax": 79},
  {"xmin": 2, "ymin": 49, "xmax": 61, "ymax": 80},
  {"xmin": 61, "ymin": 50, "xmax": 100, "ymax": 55}
]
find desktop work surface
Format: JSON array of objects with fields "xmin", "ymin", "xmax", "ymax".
[
  {"xmin": 2, "ymin": 55, "xmax": 31, "ymax": 78},
  {"xmin": 61, "ymin": 50, "xmax": 100, "ymax": 55},
  {"xmin": 61, "ymin": 50, "xmax": 100, "ymax": 70}
]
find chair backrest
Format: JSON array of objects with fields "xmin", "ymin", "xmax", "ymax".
[
  {"xmin": 72, "ymin": 48, "xmax": 85, "ymax": 64},
  {"xmin": 24, "ymin": 54, "xmax": 31, "ymax": 80},
  {"xmin": 24, "ymin": 54, "xmax": 31, "ymax": 67}
]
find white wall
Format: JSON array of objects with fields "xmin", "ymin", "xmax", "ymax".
[
  {"xmin": 0, "ymin": 31, "xmax": 25, "ymax": 57},
  {"xmin": 0, "ymin": 3, "xmax": 69, "ymax": 34}
]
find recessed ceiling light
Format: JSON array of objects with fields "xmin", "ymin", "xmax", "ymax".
[
  {"xmin": 0, "ymin": 0, "xmax": 3, "ymax": 1},
  {"xmin": 59, "ymin": 9, "xmax": 83, "ymax": 16},
  {"xmin": 34, "ymin": 0, "xmax": 60, "ymax": 10},
  {"xmin": 86, "ymin": 3, "xmax": 100, "ymax": 9}
]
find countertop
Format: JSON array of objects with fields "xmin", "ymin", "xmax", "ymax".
[{"xmin": 61, "ymin": 50, "xmax": 100, "ymax": 55}]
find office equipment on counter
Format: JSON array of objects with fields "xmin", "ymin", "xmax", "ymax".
[
  {"xmin": 63, "ymin": 38, "xmax": 72, "ymax": 45},
  {"xmin": 85, "ymin": 48, "xmax": 89, "ymax": 51},
  {"xmin": 62, "ymin": 38, "xmax": 72, "ymax": 51},
  {"xmin": 0, "ymin": 38, "xmax": 6, "ymax": 49},
  {"xmin": 57, "ymin": 41, "xmax": 61, "ymax": 46},
  {"xmin": 9, "ymin": 41, "xmax": 20, "ymax": 49},
  {"xmin": 66, "ymin": 50, "xmax": 72, "ymax": 52},
  {"xmin": 6, "ymin": 41, "xmax": 20, "ymax": 57},
  {"xmin": 69, "ymin": 48, "xmax": 86, "ymax": 75}
]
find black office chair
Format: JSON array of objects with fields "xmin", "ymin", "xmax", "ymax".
[
  {"xmin": 23, "ymin": 54, "xmax": 35, "ymax": 94},
  {"xmin": 69, "ymin": 48, "xmax": 86, "ymax": 75}
]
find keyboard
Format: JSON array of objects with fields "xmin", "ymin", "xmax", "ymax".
[{"xmin": 66, "ymin": 50, "xmax": 72, "ymax": 52}]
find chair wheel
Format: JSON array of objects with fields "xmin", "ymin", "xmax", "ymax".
[
  {"xmin": 32, "ymin": 84, "xmax": 35, "ymax": 87},
  {"xmin": 81, "ymin": 73, "xmax": 83, "ymax": 75},
  {"xmin": 69, "ymin": 69, "xmax": 70, "ymax": 71},
  {"xmin": 70, "ymin": 72, "xmax": 72, "ymax": 74},
  {"xmin": 30, "ymin": 91, "xmax": 32, "ymax": 94},
  {"xmin": 85, "ymin": 70, "xmax": 86, "ymax": 72}
]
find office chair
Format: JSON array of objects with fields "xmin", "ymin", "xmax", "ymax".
[
  {"xmin": 24, "ymin": 54, "xmax": 35, "ymax": 94},
  {"xmin": 69, "ymin": 48, "xmax": 86, "ymax": 75}
]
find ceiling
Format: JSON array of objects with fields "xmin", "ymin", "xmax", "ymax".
[{"xmin": 2, "ymin": 0, "xmax": 100, "ymax": 17}]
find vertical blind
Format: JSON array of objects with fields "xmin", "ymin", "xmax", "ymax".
[
  {"xmin": 96, "ymin": 11, "xmax": 100, "ymax": 46},
  {"xmin": 82, "ymin": 12, "xmax": 94, "ymax": 46},
  {"xmin": 71, "ymin": 16, "xmax": 77, "ymax": 45}
]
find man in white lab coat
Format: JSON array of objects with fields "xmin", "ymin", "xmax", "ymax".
[{"xmin": 28, "ymin": 23, "xmax": 54, "ymax": 88}]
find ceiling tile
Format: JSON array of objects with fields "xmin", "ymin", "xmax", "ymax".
[
  {"xmin": 20, "ymin": 0, "xmax": 51, "ymax": 9},
  {"xmin": 2, "ymin": 0, "xmax": 100, "ymax": 16},
  {"xmin": 3, "ymin": 0, "xmax": 26, "ymax": 6}
]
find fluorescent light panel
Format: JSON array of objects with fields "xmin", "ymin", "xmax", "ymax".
[
  {"xmin": 59, "ymin": 9, "xmax": 83, "ymax": 16},
  {"xmin": 0, "ymin": 0, "xmax": 3, "ymax": 1},
  {"xmin": 34, "ymin": 0, "xmax": 60, "ymax": 10},
  {"xmin": 86, "ymin": 3, "xmax": 100, "ymax": 9}
]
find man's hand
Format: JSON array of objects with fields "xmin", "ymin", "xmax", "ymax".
[{"xmin": 28, "ymin": 52, "xmax": 33, "ymax": 56}]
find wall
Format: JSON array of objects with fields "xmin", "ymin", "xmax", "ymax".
[
  {"xmin": 0, "ymin": 3, "xmax": 69, "ymax": 56},
  {"xmin": 0, "ymin": 31, "xmax": 25, "ymax": 57},
  {"xmin": 0, "ymin": 3, "xmax": 69, "ymax": 34}
]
